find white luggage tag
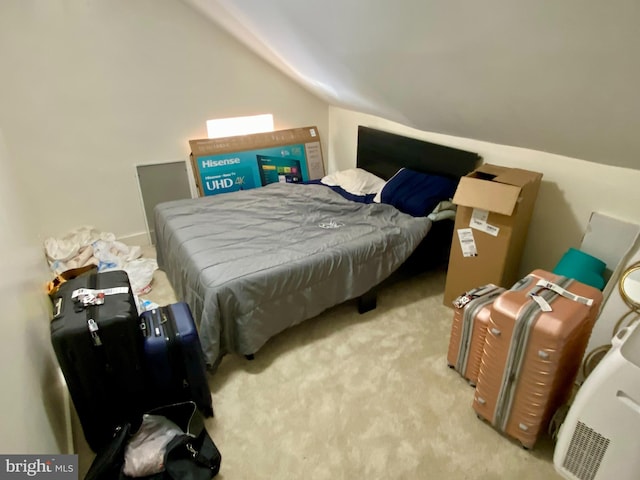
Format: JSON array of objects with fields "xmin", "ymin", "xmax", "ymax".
[
  {"xmin": 535, "ymin": 280, "xmax": 594, "ymax": 306},
  {"xmin": 71, "ymin": 286, "xmax": 129, "ymax": 308},
  {"xmin": 529, "ymin": 292, "xmax": 553, "ymax": 312},
  {"xmin": 528, "ymin": 279, "xmax": 595, "ymax": 312},
  {"xmin": 71, "ymin": 286, "xmax": 129, "ymax": 346},
  {"xmin": 453, "ymin": 283, "xmax": 500, "ymax": 309}
]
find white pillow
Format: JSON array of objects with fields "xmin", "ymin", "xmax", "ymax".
[
  {"xmin": 321, "ymin": 168, "xmax": 386, "ymax": 196},
  {"xmin": 372, "ymin": 168, "xmax": 403, "ymax": 203}
]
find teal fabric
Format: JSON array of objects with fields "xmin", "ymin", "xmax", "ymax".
[{"xmin": 553, "ymin": 248, "xmax": 606, "ymax": 290}]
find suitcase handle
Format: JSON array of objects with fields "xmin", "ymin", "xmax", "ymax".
[{"xmin": 611, "ymin": 324, "xmax": 635, "ymax": 348}]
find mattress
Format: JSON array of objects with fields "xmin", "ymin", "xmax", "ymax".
[{"xmin": 154, "ymin": 182, "xmax": 432, "ymax": 369}]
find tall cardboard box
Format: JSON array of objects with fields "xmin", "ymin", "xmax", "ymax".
[{"xmin": 443, "ymin": 164, "xmax": 543, "ymax": 307}]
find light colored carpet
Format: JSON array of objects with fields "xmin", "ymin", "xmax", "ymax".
[{"xmin": 77, "ymin": 247, "xmax": 561, "ymax": 479}]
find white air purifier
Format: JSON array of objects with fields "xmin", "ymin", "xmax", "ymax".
[{"xmin": 554, "ymin": 321, "xmax": 640, "ymax": 480}]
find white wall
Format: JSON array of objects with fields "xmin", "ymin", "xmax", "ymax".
[
  {"xmin": 0, "ymin": 128, "xmax": 69, "ymax": 453},
  {"xmin": 328, "ymin": 107, "xmax": 640, "ymax": 276},
  {"xmin": 0, "ymin": 0, "xmax": 329, "ymax": 243}
]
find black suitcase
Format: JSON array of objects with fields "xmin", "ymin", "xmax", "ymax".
[
  {"xmin": 50, "ymin": 270, "xmax": 148, "ymax": 452},
  {"xmin": 140, "ymin": 303, "xmax": 214, "ymax": 418}
]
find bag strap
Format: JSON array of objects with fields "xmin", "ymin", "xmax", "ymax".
[
  {"xmin": 147, "ymin": 401, "xmax": 203, "ymax": 437},
  {"xmin": 164, "ymin": 429, "xmax": 221, "ymax": 479},
  {"xmin": 188, "ymin": 430, "xmax": 221, "ymax": 471},
  {"xmin": 46, "ymin": 264, "xmax": 97, "ymax": 297},
  {"xmin": 84, "ymin": 424, "xmax": 132, "ymax": 480}
]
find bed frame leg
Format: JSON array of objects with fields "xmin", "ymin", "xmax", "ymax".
[
  {"xmin": 358, "ymin": 288, "xmax": 377, "ymax": 314},
  {"xmin": 245, "ymin": 354, "xmax": 255, "ymax": 361}
]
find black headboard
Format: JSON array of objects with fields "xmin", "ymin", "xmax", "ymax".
[{"xmin": 356, "ymin": 126, "xmax": 481, "ymax": 180}]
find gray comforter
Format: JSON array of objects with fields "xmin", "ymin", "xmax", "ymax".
[{"xmin": 154, "ymin": 182, "xmax": 431, "ymax": 369}]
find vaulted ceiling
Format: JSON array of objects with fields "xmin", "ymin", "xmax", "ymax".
[{"xmin": 184, "ymin": 0, "xmax": 640, "ymax": 171}]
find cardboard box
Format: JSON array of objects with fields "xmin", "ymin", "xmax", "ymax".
[
  {"xmin": 189, "ymin": 126, "xmax": 325, "ymax": 196},
  {"xmin": 443, "ymin": 164, "xmax": 543, "ymax": 307}
]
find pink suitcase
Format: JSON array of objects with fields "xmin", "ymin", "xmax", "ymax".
[
  {"xmin": 473, "ymin": 269, "xmax": 603, "ymax": 449},
  {"xmin": 447, "ymin": 284, "xmax": 505, "ymax": 385}
]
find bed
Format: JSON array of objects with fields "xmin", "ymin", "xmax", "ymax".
[{"xmin": 154, "ymin": 126, "xmax": 480, "ymax": 370}]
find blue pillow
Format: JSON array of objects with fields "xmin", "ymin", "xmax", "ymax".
[{"xmin": 379, "ymin": 168, "xmax": 458, "ymax": 216}]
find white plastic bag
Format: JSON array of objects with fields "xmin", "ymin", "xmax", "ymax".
[
  {"xmin": 124, "ymin": 258, "xmax": 158, "ymax": 295},
  {"xmin": 123, "ymin": 414, "xmax": 183, "ymax": 477}
]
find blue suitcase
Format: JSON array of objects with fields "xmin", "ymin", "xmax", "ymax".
[{"xmin": 140, "ymin": 302, "xmax": 214, "ymax": 418}]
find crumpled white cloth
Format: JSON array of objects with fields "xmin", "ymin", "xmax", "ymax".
[
  {"xmin": 44, "ymin": 226, "xmax": 158, "ymax": 294},
  {"xmin": 44, "ymin": 226, "xmax": 113, "ymax": 269}
]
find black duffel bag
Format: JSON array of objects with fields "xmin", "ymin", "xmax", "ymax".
[{"xmin": 85, "ymin": 401, "xmax": 221, "ymax": 480}]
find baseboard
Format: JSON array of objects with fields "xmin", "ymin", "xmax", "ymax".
[{"xmin": 118, "ymin": 231, "xmax": 151, "ymax": 247}]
